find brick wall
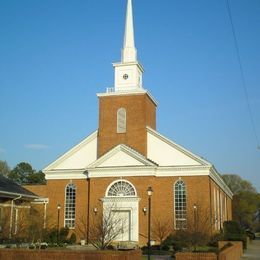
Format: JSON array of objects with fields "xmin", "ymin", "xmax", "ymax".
[
  {"xmin": 25, "ymin": 175, "xmax": 217, "ymax": 246},
  {"xmin": 0, "ymin": 249, "xmax": 141, "ymax": 260},
  {"xmin": 24, "ymin": 172, "xmax": 232, "ymax": 247},
  {"xmin": 98, "ymin": 93, "xmax": 156, "ymax": 157},
  {"xmin": 175, "ymin": 241, "xmax": 242, "ymax": 260},
  {"xmin": 218, "ymin": 241, "xmax": 243, "ymax": 260},
  {"xmin": 175, "ymin": 252, "xmax": 217, "ymax": 260}
]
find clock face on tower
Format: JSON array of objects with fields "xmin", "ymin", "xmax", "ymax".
[{"xmin": 123, "ymin": 74, "xmax": 129, "ymax": 80}]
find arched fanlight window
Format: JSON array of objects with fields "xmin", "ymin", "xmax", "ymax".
[
  {"xmin": 65, "ymin": 183, "xmax": 76, "ymax": 228},
  {"xmin": 174, "ymin": 180, "xmax": 187, "ymax": 229},
  {"xmin": 117, "ymin": 108, "xmax": 126, "ymax": 133},
  {"xmin": 107, "ymin": 180, "xmax": 136, "ymax": 197}
]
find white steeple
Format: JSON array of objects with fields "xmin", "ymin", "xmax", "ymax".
[
  {"xmin": 112, "ymin": 0, "xmax": 144, "ymax": 92},
  {"xmin": 122, "ymin": 0, "xmax": 137, "ymax": 62}
]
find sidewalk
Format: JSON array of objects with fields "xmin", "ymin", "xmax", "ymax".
[{"xmin": 241, "ymin": 239, "xmax": 260, "ymax": 259}]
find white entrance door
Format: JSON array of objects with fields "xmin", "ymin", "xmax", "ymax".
[
  {"xmin": 113, "ymin": 210, "xmax": 131, "ymax": 241},
  {"xmin": 102, "ymin": 197, "xmax": 139, "ymax": 242}
]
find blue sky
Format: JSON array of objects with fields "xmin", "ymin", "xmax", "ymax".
[{"xmin": 0, "ymin": 0, "xmax": 259, "ymax": 191}]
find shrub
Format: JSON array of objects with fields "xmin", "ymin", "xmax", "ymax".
[
  {"xmin": 161, "ymin": 244, "xmax": 170, "ymax": 251},
  {"xmin": 223, "ymin": 220, "xmax": 247, "ymax": 249},
  {"xmin": 151, "ymin": 245, "xmax": 161, "ymax": 251},
  {"xmin": 59, "ymin": 227, "xmax": 69, "ymax": 243},
  {"xmin": 68, "ymin": 233, "xmax": 77, "ymax": 244},
  {"xmin": 224, "ymin": 233, "xmax": 247, "ymax": 249},
  {"xmin": 162, "ymin": 233, "xmax": 187, "ymax": 252},
  {"xmin": 162, "ymin": 234, "xmax": 174, "ymax": 247},
  {"xmin": 43, "ymin": 229, "xmax": 58, "ymax": 244},
  {"xmin": 208, "ymin": 232, "xmax": 224, "ymax": 247},
  {"xmin": 223, "ymin": 221, "xmax": 243, "ymax": 234}
]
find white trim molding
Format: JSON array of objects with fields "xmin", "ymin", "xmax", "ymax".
[
  {"xmin": 43, "ymin": 130, "xmax": 98, "ymax": 172},
  {"xmin": 45, "ymin": 169, "xmax": 87, "ymax": 180},
  {"xmin": 97, "ymin": 89, "xmax": 158, "ymax": 107}
]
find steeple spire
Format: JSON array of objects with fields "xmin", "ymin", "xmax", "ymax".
[
  {"xmin": 122, "ymin": 0, "xmax": 137, "ymax": 63},
  {"xmin": 111, "ymin": 0, "xmax": 144, "ymax": 92}
]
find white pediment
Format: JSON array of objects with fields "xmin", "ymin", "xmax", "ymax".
[
  {"xmin": 147, "ymin": 127, "xmax": 211, "ymax": 167},
  {"xmin": 43, "ymin": 131, "xmax": 98, "ymax": 172},
  {"xmin": 88, "ymin": 144, "xmax": 157, "ymax": 168}
]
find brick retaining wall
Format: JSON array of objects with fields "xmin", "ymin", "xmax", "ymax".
[
  {"xmin": 175, "ymin": 252, "xmax": 217, "ymax": 260},
  {"xmin": 218, "ymin": 241, "xmax": 243, "ymax": 260},
  {"xmin": 0, "ymin": 249, "xmax": 141, "ymax": 260},
  {"xmin": 175, "ymin": 241, "xmax": 243, "ymax": 260}
]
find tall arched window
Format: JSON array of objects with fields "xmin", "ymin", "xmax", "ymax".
[
  {"xmin": 107, "ymin": 180, "xmax": 136, "ymax": 197},
  {"xmin": 117, "ymin": 108, "xmax": 126, "ymax": 133},
  {"xmin": 65, "ymin": 183, "xmax": 76, "ymax": 228},
  {"xmin": 174, "ymin": 180, "xmax": 187, "ymax": 229}
]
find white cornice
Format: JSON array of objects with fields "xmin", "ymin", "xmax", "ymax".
[
  {"xmin": 45, "ymin": 165, "xmax": 212, "ymax": 179},
  {"xmin": 87, "ymin": 166, "xmax": 156, "ymax": 178},
  {"xmin": 97, "ymin": 89, "xmax": 158, "ymax": 106},
  {"xmin": 156, "ymin": 166, "xmax": 211, "ymax": 177},
  {"xmin": 86, "ymin": 165, "xmax": 210, "ymax": 178},
  {"xmin": 45, "ymin": 169, "xmax": 87, "ymax": 180},
  {"xmin": 209, "ymin": 166, "xmax": 233, "ymax": 198},
  {"xmin": 45, "ymin": 165, "xmax": 232, "ymax": 199},
  {"xmin": 112, "ymin": 61, "xmax": 144, "ymax": 72}
]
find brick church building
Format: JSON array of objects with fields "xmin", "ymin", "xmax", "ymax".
[{"xmin": 26, "ymin": 0, "xmax": 232, "ymax": 246}]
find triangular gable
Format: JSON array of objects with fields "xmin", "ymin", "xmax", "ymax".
[
  {"xmin": 88, "ymin": 144, "xmax": 157, "ymax": 168},
  {"xmin": 43, "ymin": 131, "xmax": 98, "ymax": 172},
  {"xmin": 147, "ymin": 127, "xmax": 211, "ymax": 167}
]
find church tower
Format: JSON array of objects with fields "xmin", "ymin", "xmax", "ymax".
[{"xmin": 97, "ymin": 0, "xmax": 157, "ymax": 157}]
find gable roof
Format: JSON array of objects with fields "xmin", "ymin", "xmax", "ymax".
[
  {"xmin": 0, "ymin": 175, "xmax": 39, "ymax": 200},
  {"xmin": 147, "ymin": 127, "xmax": 211, "ymax": 167},
  {"xmin": 43, "ymin": 130, "xmax": 98, "ymax": 172},
  {"xmin": 88, "ymin": 144, "xmax": 157, "ymax": 168}
]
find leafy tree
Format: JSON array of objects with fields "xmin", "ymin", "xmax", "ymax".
[
  {"xmin": 222, "ymin": 174, "xmax": 256, "ymax": 194},
  {"xmin": 26, "ymin": 170, "xmax": 46, "ymax": 184},
  {"xmin": 8, "ymin": 162, "xmax": 34, "ymax": 184},
  {"xmin": 8, "ymin": 162, "xmax": 46, "ymax": 185},
  {"xmin": 233, "ymin": 192, "xmax": 260, "ymax": 229},
  {"xmin": 0, "ymin": 160, "xmax": 10, "ymax": 177},
  {"xmin": 222, "ymin": 174, "xmax": 260, "ymax": 230}
]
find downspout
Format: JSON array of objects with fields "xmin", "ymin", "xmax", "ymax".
[
  {"xmin": 86, "ymin": 175, "xmax": 91, "ymax": 244},
  {"xmin": 209, "ymin": 178, "xmax": 213, "ymax": 236},
  {"xmin": 43, "ymin": 202, "xmax": 47, "ymax": 229},
  {"xmin": 9, "ymin": 195, "xmax": 22, "ymax": 239}
]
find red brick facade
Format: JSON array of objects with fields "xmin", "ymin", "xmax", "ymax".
[
  {"xmin": 25, "ymin": 174, "xmax": 232, "ymax": 245},
  {"xmin": 98, "ymin": 93, "xmax": 156, "ymax": 157}
]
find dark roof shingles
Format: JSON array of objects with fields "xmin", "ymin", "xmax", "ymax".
[{"xmin": 0, "ymin": 175, "xmax": 37, "ymax": 197}]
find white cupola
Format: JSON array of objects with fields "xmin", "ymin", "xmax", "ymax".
[{"xmin": 113, "ymin": 0, "xmax": 144, "ymax": 92}]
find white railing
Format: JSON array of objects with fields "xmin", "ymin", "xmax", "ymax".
[{"xmin": 106, "ymin": 87, "xmax": 115, "ymax": 93}]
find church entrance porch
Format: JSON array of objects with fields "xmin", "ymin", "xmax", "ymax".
[{"xmin": 101, "ymin": 180, "xmax": 140, "ymax": 243}]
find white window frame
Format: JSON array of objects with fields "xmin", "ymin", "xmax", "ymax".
[
  {"xmin": 174, "ymin": 180, "xmax": 187, "ymax": 230},
  {"xmin": 106, "ymin": 179, "xmax": 137, "ymax": 197},
  {"xmin": 64, "ymin": 183, "xmax": 76, "ymax": 229}
]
